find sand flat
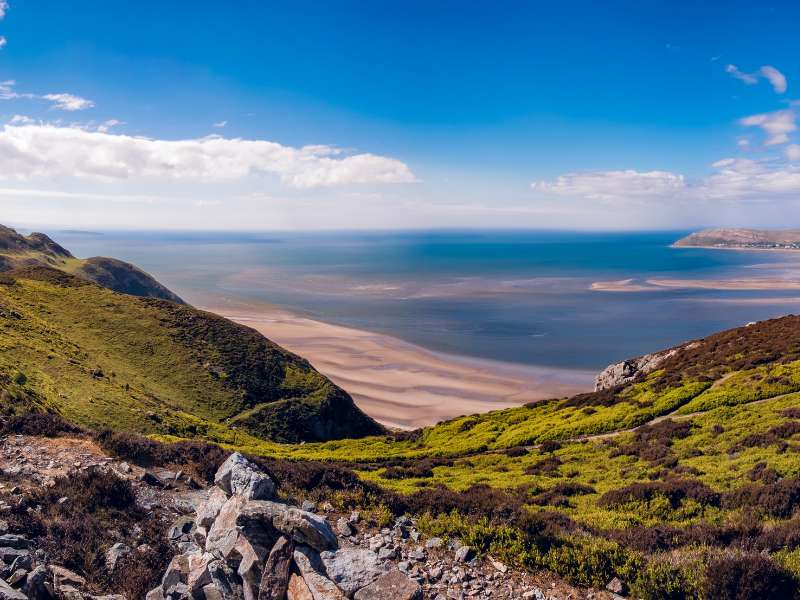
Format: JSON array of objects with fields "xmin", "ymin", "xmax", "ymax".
[
  {"xmin": 200, "ymin": 300, "xmax": 594, "ymax": 429},
  {"xmin": 591, "ymin": 277, "xmax": 800, "ymax": 292}
]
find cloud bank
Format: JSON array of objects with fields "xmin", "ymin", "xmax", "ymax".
[{"xmin": 0, "ymin": 124, "xmax": 416, "ymax": 188}]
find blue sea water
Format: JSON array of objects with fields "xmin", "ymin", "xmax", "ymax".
[{"xmin": 49, "ymin": 229, "xmax": 800, "ymax": 371}]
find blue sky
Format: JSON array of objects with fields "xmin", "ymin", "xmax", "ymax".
[{"xmin": 2, "ymin": 0, "xmax": 800, "ymax": 229}]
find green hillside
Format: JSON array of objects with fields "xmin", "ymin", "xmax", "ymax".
[
  {"xmin": 0, "ymin": 225, "xmax": 183, "ymax": 303},
  {"xmin": 0, "ymin": 265, "xmax": 383, "ymax": 443}
]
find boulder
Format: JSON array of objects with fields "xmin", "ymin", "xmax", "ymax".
[
  {"xmin": 353, "ymin": 570, "xmax": 421, "ymax": 600},
  {"xmin": 286, "ymin": 573, "xmax": 313, "ymax": 600},
  {"xmin": 22, "ymin": 565, "xmax": 48, "ymax": 600},
  {"xmin": 145, "ymin": 588, "xmax": 165, "ymax": 600},
  {"xmin": 292, "ymin": 547, "xmax": 346, "ymax": 600},
  {"xmin": 207, "ymin": 560, "xmax": 242, "ymax": 600},
  {"xmin": 0, "ymin": 578, "xmax": 26, "ymax": 600},
  {"xmin": 234, "ymin": 534, "xmax": 270, "ymax": 600},
  {"xmin": 0, "ymin": 535, "xmax": 30, "ymax": 549},
  {"xmin": 206, "ymin": 495, "xmax": 247, "ymax": 558},
  {"xmin": 50, "ymin": 565, "xmax": 86, "ymax": 588},
  {"xmin": 214, "ymin": 453, "xmax": 275, "ymax": 500},
  {"xmin": 238, "ymin": 501, "xmax": 337, "ymax": 551},
  {"xmin": 186, "ymin": 553, "xmax": 216, "ymax": 596},
  {"xmin": 335, "ymin": 518, "xmax": 353, "ymax": 537},
  {"xmin": 257, "ymin": 536, "xmax": 293, "ymax": 600},
  {"xmin": 320, "ymin": 548, "xmax": 384, "ymax": 597},
  {"xmin": 105, "ymin": 542, "xmax": 131, "ymax": 572},
  {"xmin": 197, "ymin": 486, "xmax": 229, "ymax": 529},
  {"xmin": 454, "ymin": 545, "xmax": 474, "ymax": 562},
  {"xmin": 168, "ymin": 516, "xmax": 196, "ymax": 541}
]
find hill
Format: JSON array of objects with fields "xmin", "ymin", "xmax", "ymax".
[
  {"xmin": 0, "ymin": 225, "xmax": 184, "ymax": 302},
  {"xmin": 0, "ymin": 265, "xmax": 384, "ymax": 443},
  {"xmin": 674, "ymin": 228, "xmax": 800, "ymax": 250}
]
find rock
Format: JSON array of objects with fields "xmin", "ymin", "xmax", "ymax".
[
  {"xmin": 407, "ymin": 548, "xmax": 425, "ymax": 561},
  {"xmin": 257, "ymin": 536, "xmax": 293, "ymax": 600},
  {"xmin": 206, "ymin": 495, "xmax": 247, "ymax": 558},
  {"xmin": 292, "ymin": 547, "xmax": 346, "ymax": 600},
  {"xmin": 348, "ymin": 511, "xmax": 360, "ymax": 524},
  {"xmin": 186, "ymin": 553, "xmax": 215, "ymax": 596},
  {"xmin": 239, "ymin": 500, "xmax": 337, "ymax": 551},
  {"xmin": 145, "ymin": 589, "xmax": 165, "ymax": 600},
  {"xmin": 234, "ymin": 534, "xmax": 271, "ymax": 600},
  {"xmin": 0, "ymin": 578, "xmax": 27, "ymax": 600},
  {"xmin": 6, "ymin": 569, "xmax": 26, "ymax": 586},
  {"xmin": 424, "ymin": 537, "xmax": 443, "ymax": 549},
  {"xmin": 286, "ymin": 573, "xmax": 313, "ymax": 600},
  {"xmin": 335, "ymin": 518, "xmax": 353, "ymax": 537},
  {"xmin": 168, "ymin": 515, "xmax": 196, "ymax": 541},
  {"xmin": 57, "ymin": 585, "xmax": 85, "ymax": 600},
  {"xmin": 22, "ymin": 565, "xmax": 48, "ymax": 600},
  {"xmin": 105, "ymin": 542, "xmax": 131, "ymax": 572},
  {"xmin": 320, "ymin": 548, "xmax": 385, "ymax": 597},
  {"xmin": 521, "ymin": 589, "xmax": 545, "ymax": 600},
  {"xmin": 197, "ymin": 486, "xmax": 229, "ymax": 529},
  {"xmin": 353, "ymin": 570, "xmax": 421, "ymax": 600},
  {"xmin": 50, "ymin": 565, "xmax": 86, "ymax": 588},
  {"xmin": 214, "ymin": 452, "xmax": 275, "ymax": 500},
  {"xmin": 0, "ymin": 548, "xmax": 28, "ymax": 564},
  {"xmin": 161, "ymin": 553, "xmax": 193, "ymax": 592},
  {"xmin": 301, "ymin": 501, "xmax": 316, "ymax": 513},
  {"xmin": 377, "ymin": 546, "xmax": 398, "ymax": 561},
  {"xmin": 606, "ymin": 577, "xmax": 627, "ymax": 595},
  {"xmin": 488, "ymin": 556, "xmax": 508, "ymax": 573},
  {"xmin": 454, "ymin": 546, "xmax": 474, "ymax": 562},
  {"xmin": 207, "ymin": 560, "xmax": 242, "ymax": 600},
  {"xmin": 0, "ymin": 535, "xmax": 29, "ymax": 550}
]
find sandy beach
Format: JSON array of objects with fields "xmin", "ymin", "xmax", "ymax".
[
  {"xmin": 199, "ymin": 298, "xmax": 594, "ymax": 429},
  {"xmin": 592, "ymin": 277, "xmax": 800, "ymax": 292}
]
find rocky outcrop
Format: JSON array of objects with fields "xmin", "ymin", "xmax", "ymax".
[
  {"xmin": 146, "ymin": 452, "xmax": 418, "ymax": 600},
  {"xmin": 594, "ymin": 342, "xmax": 698, "ymax": 391}
]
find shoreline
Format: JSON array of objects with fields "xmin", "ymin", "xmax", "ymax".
[
  {"xmin": 591, "ymin": 277, "xmax": 800, "ymax": 292},
  {"xmin": 671, "ymin": 243, "xmax": 800, "ymax": 253},
  {"xmin": 196, "ymin": 296, "xmax": 595, "ymax": 429}
]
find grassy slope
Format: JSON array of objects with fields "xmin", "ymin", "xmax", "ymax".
[{"xmin": 0, "ymin": 267, "xmax": 383, "ymax": 443}]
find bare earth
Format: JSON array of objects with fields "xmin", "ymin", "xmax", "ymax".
[{"xmin": 200, "ymin": 299, "xmax": 594, "ymax": 429}]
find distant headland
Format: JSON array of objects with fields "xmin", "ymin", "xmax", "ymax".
[{"xmin": 674, "ymin": 228, "xmax": 800, "ymax": 250}]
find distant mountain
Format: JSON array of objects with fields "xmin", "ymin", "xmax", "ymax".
[
  {"xmin": 674, "ymin": 227, "xmax": 800, "ymax": 249},
  {"xmin": 0, "ymin": 225, "xmax": 184, "ymax": 302},
  {"xmin": 0, "ymin": 264, "xmax": 385, "ymax": 443}
]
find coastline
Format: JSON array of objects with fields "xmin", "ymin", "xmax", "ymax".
[
  {"xmin": 197, "ymin": 296, "xmax": 595, "ymax": 429},
  {"xmin": 671, "ymin": 243, "xmax": 800, "ymax": 252}
]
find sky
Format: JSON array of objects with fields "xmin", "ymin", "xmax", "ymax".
[{"xmin": 2, "ymin": 0, "xmax": 800, "ymax": 230}]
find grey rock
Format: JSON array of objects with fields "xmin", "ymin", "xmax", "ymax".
[
  {"xmin": 0, "ymin": 578, "xmax": 28, "ymax": 600},
  {"xmin": 0, "ymin": 535, "xmax": 29, "ymax": 550},
  {"xmin": 105, "ymin": 542, "xmax": 131, "ymax": 572},
  {"xmin": 301, "ymin": 500, "xmax": 316, "ymax": 512},
  {"xmin": 168, "ymin": 515, "xmax": 196, "ymax": 541},
  {"xmin": 239, "ymin": 500, "xmax": 337, "ymax": 551},
  {"xmin": 0, "ymin": 548, "xmax": 28, "ymax": 564},
  {"xmin": 454, "ymin": 546, "xmax": 474, "ymax": 562},
  {"xmin": 320, "ymin": 548, "xmax": 385, "ymax": 597},
  {"xmin": 196, "ymin": 486, "xmax": 229, "ymax": 529},
  {"xmin": 606, "ymin": 577, "xmax": 627, "ymax": 595},
  {"xmin": 207, "ymin": 560, "xmax": 243, "ymax": 600},
  {"xmin": 214, "ymin": 452, "xmax": 275, "ymax": 500},
  {"xmin": 377, "ymin": 546, "xmax": 398, "ymax": 561},
  {"xmin": 425, "ymin": 537, "xmax": 443, "ymax": 549},
  {"xmin": 257, "ymin": 536, "xmax": 293, "ymax": 600},
  {"xmin": 353, "ymin": 570, "xmax": 421, "ymax": 600},
  {"xmin": 206, "ymin": 495, "xmax": 247, "ymax": 558},
  {"xmin": 292, "ymin": 547, "xmax": 346, "ymax": 599},
  {"xmin": 22, "ymin": 565, "xmax": 48, "ymax": 600},
  {"xmin": 145, "ymin": 589, "xmax": 165, "ymax": 600},
  {"xmin": 335, "ymin": 518, "xmax": 353, "ymax": 537}
]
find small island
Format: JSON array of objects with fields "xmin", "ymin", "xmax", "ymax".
[{"xmin": 674, "ymin": 228, "xmax": 800, "ymax": 250}]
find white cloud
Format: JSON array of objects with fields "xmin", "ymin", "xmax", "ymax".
[
  {"xmin": 0, "ymin": 1, "xmax": 8, "ymax": 19},
  {"xmin": 0, "ymin": 37, "xmax": 7, "ymax": 50},
  {"xmin": 726, "ymin": 64, "xmax": 758, "ymax": 85},
  {"xmin": 760, "ymin": 65, "xmax": 788, "ymax": 93},
  {"xmin": 9, "ymin": 114, "xmax": 33, "ymax": 124},
  {"xmin": 0, "ymin": 81, "xmax": 94, "ymax": 111},
  {"xmin": 0, "ymin": 124, "xmax": 417, "ymax": 188},
  {"xmin": 41, "ymin": 93, "xmax": 94, "ymax": 111},
  {"xmin": 725, "ymin": 64, "xmax": 788, "ymax": 94},
  {"xmin": 96, "ymin": 119, "xmax": 122, "ymax": 133},
  {"xmin": 787, "ymin": 145, "xmax": 800, "ymax": 161},
  {"xmin": 532, "ymin": 169, "xmax": 686, "ymax": 201},
  {"xmin": 739, "ymin": 109, "xmax": 796, "ymax": 145},
  {"xmin": 213, "ymin": 120, "xmax": 227, "ymax": 128}
]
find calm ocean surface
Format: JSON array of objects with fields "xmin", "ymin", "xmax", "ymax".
[{"xmin": 48, "ymin": 229, "xmax": 800, "ymax": 371}]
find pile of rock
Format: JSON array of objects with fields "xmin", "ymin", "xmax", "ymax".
[{"xmin": 146, "ymin": 453, "xmax": 421, "ymax": 600}]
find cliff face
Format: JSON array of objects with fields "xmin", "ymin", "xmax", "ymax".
[{"xmin": 594, "ymin": 342, "xmax": 698, "ymax": 391}]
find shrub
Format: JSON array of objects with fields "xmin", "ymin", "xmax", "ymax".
[
  {"xmin": 0, "ymin": 411, "xmax": 82, "ymax": 437},
  {"xmin": 543, "ymin": 535, "xmax": 643, "ymax": 588},
  {"xmin": 723, "ymin": 478, "xmax": 800, "ymax": 519},
  {"xmin": 598, "ymin": 479, "xmax": 720, "ymax": 509},
  {"xmin": 702, "ymin": 552, "xmax": 797, "ymax": 600},
  {"xmin": 525, "ymin": 456, "xmax": 562, "ymax": 476},
  {"xmin": 633, "ymin": 559, "xmax": 700, "ymax": 600}
]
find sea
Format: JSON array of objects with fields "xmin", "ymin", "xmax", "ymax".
[{"xmin": 47, "ymin": 229, "xmax": 800, "ymax": 372}]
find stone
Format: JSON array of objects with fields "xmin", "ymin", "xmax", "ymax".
[
  {"xmin": 286, "ymin": 573, "xmax": 313, "ymax": 600},
  {"xmin": 7, "ymin": 569, "xmax": 26, "ymax": 586},
  {"xmin": 407, "ymin": 547, "xmax": 425, "ymax": 561},
  {"xmin": 0, "ymin": 548, "xmax": 28, "ymax": 564},
  {"xmin": 206, "ymin": 495, "xmax": 247, "ymax": 558},
  {"xmin": 292, "ymin": 547, "xmax": 346, "ymax": 600},
  {"xmin": 22, "ymin": 565, "xmax": 48, "ymax": 600},
  {"xmin": 335, "ymin": 518, "xmax": 353, "ymax": 537},
  {"xmin": 197, "ymin": 486, "xmax": 229, "ymax": 529},
  {"xmin": 320, "ymin": 548, "xmax": 385, "ymax": 597},
  {"xmin": 145, "ymin": 589, "xmax": 165, "ymax": 600},
  {"xmin": 50, "ymin": 565, "xmax": 86, "ymax": 588},
  {"xmin": 424, "ymin": 537, "xmax": 443, "ymax": 549},
  {"xmin": 454, "ymin": 546, "xmax": 474, "ymax": 562},
  {"xmin": 234, "ymin": 534, "xmax": 271, "ymax": 600},
  {"xmin": 521, "ymin": 589, "xmax": 545, "ymax": 600},
  {"xmin": 168, "ymin": 515, "xmax": 196, "ymax": 541},
  {"xmin": 377, "ymin": 546, "xmax": 398, "ymax": 561},
  {"xmin": 239, "ymin": 500, "xmax": 337, "ymax": 551},
  {"xmin": 606, "ymin": 577, "xmax": 626, "ymax": 595},
  {"xmin": 207, "ymin": 560, "xmax": 241, "ymax": 600},
  {"xmin": 348, "ymin": 511, "xmax": 360, "ymax": 524},
  {"xmin": 0, "ymin": 535, "xmax": 29, "ymax": 549},
  {"xmin": 301, "ymin": 501, "xmax": 316, "ymax": 512},
  {"xmin": 214, "ymin": 452, "xmax": 275, "ymax": 500},
  {"xmin": 257, "ymin": 536, "xmax": 293, "ymax": 600},
  {"xmin": 57, "ymin": 585, "xmax": 84, "ymax": 600},
  {"xmin": 186, "ymin": 553, "xmax": 216, "ymax": 596},
  {"xmin": 488, "ymin": 556, "xmax": 508, "ymax": 574},
  {"xmin": 353, "ymin": 570, "xmax": 421, "ymax": 600},
  {"xmin": 161, "ymin": 553, "xmax": 192, "ymax": 592},
  {"xmin": 105, "ymin": 542, "xmax": 131, "ymax": 572}
]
